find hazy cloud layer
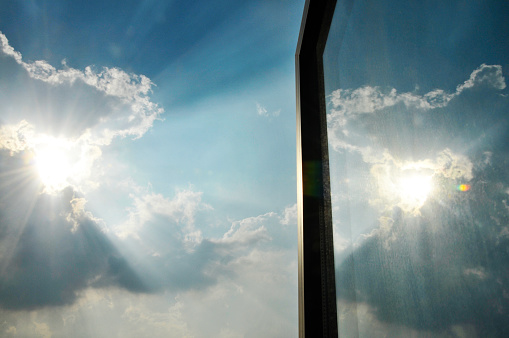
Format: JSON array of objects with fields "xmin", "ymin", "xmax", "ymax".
[
  {"xmin": 0, "ymin": 158, "xmax": 297, "ymax": 336},
  {"xmin": 110, "ymin": 185, "xmax": 284, "ymax": 294},
  {"xmin": 0, "ymin": 148, "xmax": 296, "ymax": 312},
  {"xmin": 0, "ymin": 237, "xmax": 297, "ymax": 337}
]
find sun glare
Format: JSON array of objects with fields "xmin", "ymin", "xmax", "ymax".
[
  {"xmin": 34, "ymin": 139, "xmax": 73, "ymax": 192},
  {"xmin": 396, "ymin": 173, "xmax": 433, "ymax": 207}
]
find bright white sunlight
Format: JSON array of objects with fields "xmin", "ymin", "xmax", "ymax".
[
  {"xmin": 34, "ymin": 138, "xmax": 73, "ymax": 192},
  {"xmin": 396, "ymin": 172, "xmax": 433, "ymax": 208}
]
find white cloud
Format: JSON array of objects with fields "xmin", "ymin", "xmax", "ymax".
[
  {"xmin": 0, "ymin": 30, "xmax": 297, "ymax": 332},
  {"xmin": 0, "ymin": 31, "xmax": 163, "ymax": 144},
  {"xmin": 256, "ymin": 102, "xmax": 280, "ymax": 117},
  {"xmin": 463, "ymin": 267, "xmax": 487, "ymax": 279},
  {"xmin": 217, "ymin": 212, "xmax": 272, "ymax": 245},
  {"xmin": 0, "ymin": 120, "xmax": 34, "ymax": 154},
  {"xmin": 167, "ymin": 246, "xmax": 297, "ymax": 337},
  {"xmin": 336, "ymin": 300, "xmax": 478, "ymax": 337},
  {"xmin": 456, "ymin": 63, "xmax": 506, "ymax": 92},
  {"xmin": 256, "ymin": 102, "xmax": 268, "ymax": 116},
  {"xmin": 0, "ymin": 33, "xmax": 22, "ymax": 62},
  {"xmin": 112, "ymin": 185, "xmax": 293, "ymax": 285},
  {"xmin": 106, "ymin": 185, "xmax": 296, "ymax": 305},
  {"xmin": 0, "ymin": 240, "xmax": 297, "ymax": 337},
  {"xmin": 328, "ymin": 65, "xmax": 509, "ymax": 336},
  {"xmin": 0, "ymin": 120, "xmax": 103, "ymax": 193},
  {"xmin": 5, "ymin": 326, "xmax": 16, "ymax": 335},
  {"xmin": 121, "ymin": 301, "xmax": 194, "ymax": 338},
  {"xmin": 328, "ymin": 64, "xmax": 506, "ymax": 128},
  {"xmin": 328, "ymin": 85, "xmax": 450, "ymax": 128},
  {"xmin": 280, "ymin": 203, "xmax": 297, "ymax": 226},
  {"xmin": 433, "ymin": 148, "xmax": 473, "ymax": 181},
  {"xmin": 0, "ymin": 31, "xmax": 164, "ymax": 193},
  {"xmin": 66, "ymin": 196, "xmax": 105, "ymax": 233},
  {"xmin": 368, "ymin": 148, "xmax": 473, "ymax": 215},
  {"xmin": 332, "ymin": 225, "xmax": 351, "ymax": 255},
  {"xmin": 117, "ymin": 186, "xmax": 212, "ymax": 245},
  {"xmin": 31, "ymin": 319, "xmax": 52, "ymax": 338}
]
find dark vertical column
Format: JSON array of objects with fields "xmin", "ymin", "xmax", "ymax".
[{"xmin": 296, "ymin": 0, "xmax": 338, "ymax": 337}]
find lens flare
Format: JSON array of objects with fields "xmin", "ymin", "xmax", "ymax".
[
  {"xmin": 457, "ymin": 184, "xmax": 471, "ymax": 192},
  {"xmin": 303, "ymin": 161, "xmax": 323, "ymax": 197}
]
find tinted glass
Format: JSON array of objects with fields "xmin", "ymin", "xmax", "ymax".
[{"xmin": 324, "ymin": 1, "xmax": 509, "ymax": 336}]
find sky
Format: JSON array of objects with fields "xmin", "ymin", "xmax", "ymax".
[
  {"xmin": 324, "ymin": 0, "xmax": 509, "ymax": 336},
  {"xmin": 0, "ymin": 1, "xmax": 304, "ymax": 337}
]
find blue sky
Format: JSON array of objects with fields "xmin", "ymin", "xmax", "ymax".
[{"xmin": 0, "ymin": 1, "xmax": 303, "ymax": 336}]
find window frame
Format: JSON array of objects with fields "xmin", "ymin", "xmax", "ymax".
[{"xmin": 296, "ymin": 0, "xmax": 339, "ymax": 336}]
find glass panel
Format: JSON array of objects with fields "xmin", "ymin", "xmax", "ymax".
[{"xmin": 324, "ymin": 1, "xmax": 509, "ymax": 336}]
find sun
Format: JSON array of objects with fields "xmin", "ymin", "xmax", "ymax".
[
  {"xmin": 33, "ymin": 138, "xmax": 73, "ymax": 192},
  {"xmin": 373, "ymin": 164, "xmax": 436, "ymax": 215},
  {"xmin": 396, "ymin": 172, "xmax": 433, "ymax": 208}
]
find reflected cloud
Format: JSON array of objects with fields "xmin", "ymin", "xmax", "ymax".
[
  {"xmin": 335, "ymin": 169, "xmax": 509, "ymax": 334},
  {"xmin": 328, "ymin": 63, "xmax": 509, "ymax": 335},
  {"xmin": 328, "ymin": 64, "xmax": 505, "ymax": 132},
  {"xmin": 369, "ymin": 148, "xmax": 473, "ymax": 215}
]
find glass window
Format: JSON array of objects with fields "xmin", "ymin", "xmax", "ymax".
[{"xmin": 324, "ymin": 0, "xmax": 509, "ymax": 336}]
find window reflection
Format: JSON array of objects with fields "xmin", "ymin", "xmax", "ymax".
[{"xmin": 324, "ymin": 0, "xmax": 509, "ymax": 336}]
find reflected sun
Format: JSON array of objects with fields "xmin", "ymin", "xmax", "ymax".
[
  {"xmin": 34, "ymin": 139, "xmax": 73, "ymax": 192},
  {"xmin": 396, "ymin": 173, "xmax": 433, "ymax": 207}
]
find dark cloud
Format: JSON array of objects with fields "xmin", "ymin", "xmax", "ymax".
[
  {"xmin": 0, "ymin": 150, "xmax": 149, "ymax": 310},
  {"xmin": 0, "ymin": 149, "xmax": 272, "ymax": 310},
  {"xmin": 335, "ymin": 151, "xmax": 509, "ymax": 335},
  {"xmin": 115, "ymin": 212, "xmax": 271, "ymax": 293}
]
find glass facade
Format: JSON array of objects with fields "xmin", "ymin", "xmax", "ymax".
[{"xmin": 323, "ymin": 0, "xmax": 509, "ymax": 336}]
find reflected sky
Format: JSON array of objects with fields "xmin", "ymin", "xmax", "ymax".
[{"xmin": 324, "ymin": 0, "xmax": 509, "ymax": 336}]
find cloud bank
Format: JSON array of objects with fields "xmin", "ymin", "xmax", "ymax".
[
  {"xmin": 0, "ymin": 148, "xmax": 296, "ymax": 312},
  {"xmin": 0, "ymin": 31, "xmax": 163, "ymax": 144}
]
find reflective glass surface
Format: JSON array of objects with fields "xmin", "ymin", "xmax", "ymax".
[{"xmin": 324, "ymin": 1, "xmax": 509, "ymax": 336}]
